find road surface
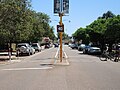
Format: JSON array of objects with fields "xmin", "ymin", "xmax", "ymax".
[{"xmin": 0, "ymin": 46, "xmax": 120, "ymax": 90}]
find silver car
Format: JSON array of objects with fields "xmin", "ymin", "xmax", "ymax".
[
  {"xmin": 16, "ymin": 43, "xmax": 35, "ymax": 56},
  {"xmin": 87, "ymin": 47, "xmax": 101, "ymax": 55},
  {"xmin": 31, "ymin": 43, "xmax": 41, "ymax": 52}
]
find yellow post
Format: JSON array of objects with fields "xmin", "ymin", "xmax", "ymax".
[{"xmin": 59, "ymin": 13, "xmax": 63, "ymax": 62}]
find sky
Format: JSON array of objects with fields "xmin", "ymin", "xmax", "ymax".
[{"xmin": 31, "ymin": 0, "xmax": 120, "ymax": 36}]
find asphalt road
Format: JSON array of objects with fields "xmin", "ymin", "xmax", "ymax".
[{"xmin": 0, "ymin": 46, "xmax": 120, "ymax": 90}]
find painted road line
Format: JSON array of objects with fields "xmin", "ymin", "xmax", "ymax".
[{"xmin": 2, "ymin": 67, "xmax": 53, "ymax": 71}]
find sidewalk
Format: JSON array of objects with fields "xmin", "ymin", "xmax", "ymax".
[
  {"xmin": 0, "ymin": 52, "xmax": 16, "ymax": 64},
  {"xmin": 0, "ymin": 55, "xmax": 16, "ymax": 60}
]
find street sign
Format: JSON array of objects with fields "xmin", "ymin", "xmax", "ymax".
[
  {"xmin": 57, "ymin": 25, "xmax": 64, "ymax": 32},
  {"xmin": 63, "ymin": 0, "xmax": 69, "ymax": 14},
  {"xmin": 54, "ymin": 0, "xmax": 60, "ymax": 13},
  {"xmin": 54, "ymin": 0, "xmax": 69, "ymax": 14}
]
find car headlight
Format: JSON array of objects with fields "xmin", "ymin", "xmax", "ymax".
[{"xmin": 26, "ymin": 49, "xmax": 29, "ymax": 52}]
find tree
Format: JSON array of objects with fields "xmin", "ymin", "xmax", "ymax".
[
  {"xmin": 105, "ymin": 15, "xmax": 120, "ymax": 44},
  {"xmin": 0, "ymin": 0, "xmax": 56, "ymax": 46},
  {"xmin": 73, "ymin": 11, "xmax": 120, "ymax": 52},
  {"xmin": 86, "ymin": 19, "xmax": 107, "ymax": 46},
  {"xmin": 28, "ymin": 11, "xmax": 45, "ymax": 42},
  {"xmin": 98, "ymin": 11, "xmax": 116, "ymax": 19},
  {"xmin": 72, "ymin": 27, "xmax": 89, "ymax": 44},
  {"xmin": 0, "ymin": 0, "xmax": 32, "ymax": 45}
]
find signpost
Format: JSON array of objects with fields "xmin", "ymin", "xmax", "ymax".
[
  {"xmin": 54, "ymin": 0, "xmax": 69, "ymax": 14},
  {"xmin": 57, "ymin": 25, "xmax": 64, "ymax": 32},
  {"xmin": 54, "ymin": 0, "xmax": 69, "ymax": 62},
  {"xmin": 63, "ymin": 0, "xmax": 69, "ymax": 14},
  {"xmin": 54, "ymin": 0, "xmax": 60, "ymax": 13}
]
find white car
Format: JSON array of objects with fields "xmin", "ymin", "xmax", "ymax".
[
  {"xmin": 32, "ymin": 43, "xmax": 41, "ymax": 52},
  {"xmin": 30, "ymin": 46, "xmax": 35, "ymax": 54},
  {"xmin": 16, "ymin": 43, "xmax": 35, "ymax": 56}
]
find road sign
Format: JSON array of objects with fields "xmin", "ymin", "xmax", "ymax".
[
  {"xmin": 57, "ymin": 25, "xmax": 64, "ymax": 32},
  {"xmin": 54, "ymin": 0, "xmax": 60, "ymax": 13},
  {"xmin": 54, "ymin": 0, "xmax": 69, "ymax": 14},
  {"xmin": 63, "ymin": 0, "xmax": 69, "ymax": 14}
]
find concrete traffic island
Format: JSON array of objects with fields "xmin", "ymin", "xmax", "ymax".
[
  {"xmin": 53, "ymin": 48, "xmax": 69, "ymax": 65},
  {"xmin": 53, "ymin": 58, "xmax": 70, "ymax": 65}
]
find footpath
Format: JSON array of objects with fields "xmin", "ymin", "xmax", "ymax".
[
  {"xmin": 0, "ymin": 52, "xmax": 17, "ymax": 65},
  {"xmin": 0, "ymin": 46, "xmax": 45, "ymax": 65}
]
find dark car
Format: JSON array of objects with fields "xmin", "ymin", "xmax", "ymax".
[
  {"xmin": 78, "ymin": 44, "xmax": 86, "ymax": 51},
  {"xmin": 54, "ymin": 43, "xmax": 59, "ymax": 48},
  {"xmin": 70, "ymin": 44, "xmax": 78, "ymax": 49},
  {"xmin": 87, "ymin": 47, "xmax": 101, "ymax": 55},
  {"xmin": 83, "ymin": 45, "xmax": 91, "ymax": 54},
  {"xmin": 45, "ymin": 44, "xmax": 50, "ymax": 49}
]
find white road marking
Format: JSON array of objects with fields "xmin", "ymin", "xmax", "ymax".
[{"xmin": 2, "ymin": 67, "xmax": 53, "ymax": 71}]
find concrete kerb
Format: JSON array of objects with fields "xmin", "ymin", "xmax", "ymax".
[
  {"xmin": 0, "ymin": 55, "xmax": 22, "ymax": 65},
  {"xmin": 53, "ymin": 52, "xmax": 70, "ymax": 66},
  {"xmin": 53, "ymin": 58, "xmax": 70, "ymax": 66},
  {"xmin": 53, "ymin": 45, "xmax": 70, "ymax": 65}
]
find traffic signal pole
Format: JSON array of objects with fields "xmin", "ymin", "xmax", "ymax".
[{"xmin": 59, "ymin": 13, "xmax": 63, "ymax": 62}]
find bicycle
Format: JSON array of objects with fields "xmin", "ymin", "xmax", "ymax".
[{"xmin": 99, "ymin": 51, "xmax": 115, "ymax": 61}]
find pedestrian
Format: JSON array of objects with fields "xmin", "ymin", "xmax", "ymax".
[
  {"xmin": 114, "ymin": 44, "xmax": 119, "ymax": 62},
  {"xmin": 8, "ymin": 47, "xmax": 11, "ymax": 61}
]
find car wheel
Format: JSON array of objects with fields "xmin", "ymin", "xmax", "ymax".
[
  {"xmin": 31, "ymin": 52, "xmax": 33, "ymax": 55},
  {"xmin": 28, "ymin": 52, "xmax": 30, "ymax": 56},
  {"xmin": 83, "ymin": 51, "xmax": 85, "ymax": 54}
]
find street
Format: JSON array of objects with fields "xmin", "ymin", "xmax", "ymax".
[{"xmin": 0, "ymin": 45, "xmax": 120, "ymax": 90}]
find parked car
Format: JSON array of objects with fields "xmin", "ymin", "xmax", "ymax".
[
  {"xmin": 68, "ymin": 43, "xmax": 72, "ymax": 47},
  {"xmin": 16, "ymin": 43, "xmax": 34, "ymax": 56},
  {"xmin": 30, "ymin": 46, "xmax": 35, "ymax": 54},
  {"xmin": 78, "ymin": 44, "xmax": 86, "ymax": 51},
  {"xmin": 70, "ymin": 44, "xmax": 78, "ymax": 49},
  {"xmin": 54, "ymin": 43, "xmax": 59, "ymax": 48},
  {"xmin": 87, "ymin": 47, "xmax": 101, "ymax": 55},
  {"xmin": 31, "ymin": 43, "xmax": 41, "ymax": 52},
  {"xmin": 45, "ymin": 44, "xmax": 50, "ymax": 49},
  {"xmin": 83, "ymin": 45, "xmax": 91, "ymax": 54}
]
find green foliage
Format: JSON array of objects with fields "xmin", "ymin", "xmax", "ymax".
[
  {"xmin": 72, "ymin": 27, "xmax": 89, "ymax": 44},
  {"xmin": 98, "ymin": 11, "xmax": 116, "ymax": 19},
  {"xmin": 57, "ymin": 32, "xmax": 69, "ymax": 40},
  {"xmin": 0, "ymin": 0, "xmax": 55, "ymax": 45},
  {"xmin": 0, "ymin": 0, "xmax": 32, "ymax": 43},
  {"xmin": 105, "ymin": 15, "xmax": 120, "ymax": 43},
  {"xmin": 86, "ymin": 19, "xmax": 107, "ymax": 44},
  {"xmin": 73, "ymin": 11, "xmax": 120, "ymax": 47}
]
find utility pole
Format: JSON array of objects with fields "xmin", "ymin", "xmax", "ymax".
[
  {"xmin": 54, "ymin": 0, "xmax": 69, "ymax": 63},
  {"xmin": 59, "ymin": 13, "xmax": 63, "ymax": 62}
]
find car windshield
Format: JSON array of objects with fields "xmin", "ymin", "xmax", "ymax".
[
  {"xmin": 17, "ymin": 45, "xmax": 26, "ymax": 47},
  {"xmin": 32, "ymin": 44, "xmax": 37, "ymax": 47}
]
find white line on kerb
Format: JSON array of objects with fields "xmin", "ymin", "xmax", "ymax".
[{"xmin": 2, "ymin": 67, "xmax": 53, "ymax": 71}]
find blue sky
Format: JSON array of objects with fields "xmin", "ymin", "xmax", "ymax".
[{"xmin": 31, "ymin": 0, "xmax": 120, "ymax": 36}]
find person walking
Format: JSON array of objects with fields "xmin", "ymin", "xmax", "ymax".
[{"xmin": 114, "ymin": 44, "xmax": 119, "ymax": 62}]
